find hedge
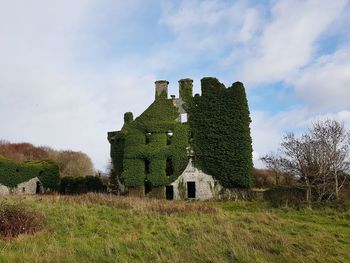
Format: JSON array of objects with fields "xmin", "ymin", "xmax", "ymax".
[
  {"xmin": 264, "ymin": 186, "xmax": 307, "ymax": 208},
  {"xmin": 59, "ymin": 176, "xmax": 107, "ymax": 195}
]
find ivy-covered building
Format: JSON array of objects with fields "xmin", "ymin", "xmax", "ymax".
[
  {"xmin": 0, "ymin": 155, "xmax": 60, "ymax": 195},
  {"xmin": 108, "ymin": 77, "xmax": 253, "ymax": 200}
]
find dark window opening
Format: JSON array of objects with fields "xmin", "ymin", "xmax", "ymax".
[
  {"xmin": 166, "ymin": 131, "xmax": 173, "ymax": 145},
  {"xmin": 166, "ymin": 185, "xmax": 174, "ymax": 200},
  {"xmin": 144, "ymin": 181, "xmax": 152, "ymax": 195},
  {"xmin": 187, "ymin": 182, "xmax": 196, "ymax": 198},
  {"xmin": 36, "ymin": 181, "xmax": 41, "ymax": 194},
  {"xmin": 145, "ymin": 132, "xmax": 151, "ymax": 144},
  {"xmin": 144, "ymin": 159, "xmax": 150, "ymax": 174},
  {"xmin": 166, "ymin": 157, "xmax": 174, "ymax": 176},
  {"xmin": 22, "ymin": 187, "xmax": 25, "ymax": 193}
]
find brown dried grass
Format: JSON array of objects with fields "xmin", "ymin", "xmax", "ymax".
[
  {"xmin": 30, "ymin": 193, "xmax": 218, "ymax": 216},
  {"xmin": 0, "ymin": 202, "xmax": 44, "ymax": 238}
]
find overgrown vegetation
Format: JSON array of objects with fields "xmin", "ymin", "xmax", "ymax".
[
  {"xmin": 179, "ymin": 78, "xmax": 193, "ymax": 108},
  {"xmin": 59, "ymin": 176, "xmax": 107, "ymax": 194},
  {"xmin": 0, "ymin": 156, "xmax": 59, "ymax": 190},
  {"xmin": 0, "ymin": 141, "xmax": 95, "ymax": 178},
  {"xmin": 109, "ymin": 77, "xmax": 254, "ymax": 193},
  {"xmin": 0, "ymin": 202, "xmax": 44, "ymax": 238},
  {"xmin": 189, "ymin": 78, "xmax": 253, "ymax": 188},
  {"xmin": 264, "ymin": 186, "xmax": 307, "ymax": 208},
  {"xmin": 0, "ymin": 195, "xmax": 349, "ymax": 262},
  {"xmin": 109, "ymin": 96, "xmax": 189, "ymax": 188},
  {"xmin": 262, "ymin": 119, "xmax": 350, "ymax": 205}
]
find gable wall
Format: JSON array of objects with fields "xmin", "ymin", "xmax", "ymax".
[{"xmin": 170, "ymin": 159, "xmax": 221, "ymax": 200}]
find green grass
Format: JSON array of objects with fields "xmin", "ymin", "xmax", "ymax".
[{"xmin": 0, "ymin": 194, "xmax": 349, "ymax": 263}]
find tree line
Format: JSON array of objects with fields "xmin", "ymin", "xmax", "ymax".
[
  {"xmin": 0, "ymin": 141, "xmax": 94, "ymax": 178},
  {"xmin": 262, "ymin": 119, "xmax": 350, "ymax": 205}
]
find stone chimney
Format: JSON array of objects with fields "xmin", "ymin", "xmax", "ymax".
[
  {"xmin": 179, "ymin": 78, "xmax": 193, "ymax": 103},
  {"xmin": 155, "ymin": 80, "xmax": 169, "ymax": 99}
]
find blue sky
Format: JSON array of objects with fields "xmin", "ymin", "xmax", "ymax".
[{"xmin": 0, "ymin": 0, "xmax": 350, "ymax": 171}]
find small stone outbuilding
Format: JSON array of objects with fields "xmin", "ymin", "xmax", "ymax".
[{"xmin": 0, "ymin": 177, "xmax": 43, "ymax": 196}]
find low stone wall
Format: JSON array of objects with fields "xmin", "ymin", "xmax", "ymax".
[{"xmin": 214, "ymin": 188, "xmax": 265, "ymax": 201}]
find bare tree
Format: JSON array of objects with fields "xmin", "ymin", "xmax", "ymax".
[
  {"xmin": 0, "ymin": 140, "xmax": 9, "ymax": 146},
  {"xmin": 311, "ymin": 120, "xmax": 350, "ymax": 199},
  {"xmin": 262, "ymin": 119, "xmax": 350, "ymax": 204}
]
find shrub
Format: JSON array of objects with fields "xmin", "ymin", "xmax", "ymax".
[
  {"xmin": 0, "ymin": 203, "xmax": 44, "ymax": 238},
  {"xmin": 264, "ymin": 186, "xmax": 306, "ymax": 208},
  {"xmin": 313, "ymin": 198, "xmax": 350, "ymax": 212},
  {"xmin": 60, "ymin": 176, "xmax": 107, "ymax": 195}
]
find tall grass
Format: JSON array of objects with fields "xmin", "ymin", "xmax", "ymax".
[
  {"xmin": 42, "ymin": 193, "xmax": 218, "ymax": 215},
  {"xmin": 0, "ymin": 194, "xmax": 349, "ymax": 263},
  {"xmin": 0, "ymin": 202, "xmax": 43, "ymax": 238}
]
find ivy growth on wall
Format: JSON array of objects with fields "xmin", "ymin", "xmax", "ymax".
[
  {"xmin": 108, "ymin": 77, "xmax": 253, "ymax": 192},
  {"xmin": 108, "ymin": 96, "xmax": 189, "ymax": 188},
  {"xmin": 188, "ymin": 78, "xmax": 253, "ymax": 188},
  {"xmin": 179, "ymin": 78, "xmax": 193, "ymax": 109},
  {"xmin": 0, "ymin": 156, "xmax": 60, "ymax": 190}
]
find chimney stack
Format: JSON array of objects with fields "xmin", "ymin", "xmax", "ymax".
[
  {"xmin": 155, "ymin": 80, "xmax": 169, "ymax": 99},
  {"xmin": 179, "ymin": 78, "xmax": 193, "ymax": 104}
]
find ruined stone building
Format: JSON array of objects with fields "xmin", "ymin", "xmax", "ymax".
[
  {"xmin": 108, "ymin": 77, "xmax": 253, "ymax": 200},
  {"xmin": 0, "ymin": 156, "xmax": 60, "ymax": 195}
]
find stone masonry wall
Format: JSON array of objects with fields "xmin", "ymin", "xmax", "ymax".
[
  {"xmin": 0, "ymin": 177, "xmax": 41, "ymax": 195},
  {"xmin": 0, "ymin": 184, "xmax": 10, "ymax": 195},
  {"xmin": 13, "ymin": 177, "xmax": 41, "ymax": 195},
  {"xmin": 170, "ymin": 159, "xmax": 220, "ymax": 200}
]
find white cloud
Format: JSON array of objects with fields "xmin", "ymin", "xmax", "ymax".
[
  {"xmin": 0, "ymin": 0, "xmax": 349, "ymax": 173},
  {"xmin": 251, "ymin": 108, "xmax": 350, "ymax": 168},
  {"xmin": 239, "ymin": 0, "xmax": 347, "ymax": 85},
  {"xmin": 251, "ymin": 108, "xmax": 308, "ymax": 167},
  {"xmin": 291, "ymin": 47, "xmax": 350, "ymax": 111},
  {"xmin": 0, "ymin": 1, "xmax": 157, "ymax": 171},
  {"xmin": 161, "ymin": 0, "xmax": 263, "ymax": 50}
]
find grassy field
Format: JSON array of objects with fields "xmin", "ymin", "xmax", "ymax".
[{"xmin": 0, "ymin": 194, "xmax": 349, "ymax": 263}]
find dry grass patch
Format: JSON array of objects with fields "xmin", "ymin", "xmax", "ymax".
[
  {"xmin": 28, "ymin": 193, "xmax": 218, "ymax": 216},
  {"xmin": 0, "ymin": 202, "xmax": 44, "ymax": 238}
]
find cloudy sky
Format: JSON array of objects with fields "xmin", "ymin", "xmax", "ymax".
[{"xmin": 0, "ymin": 0, "xmax": 349, "ymax": 171}]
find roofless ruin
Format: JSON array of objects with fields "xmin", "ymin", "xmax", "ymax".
[{"xmin": 108, "ymin": 77, "xmax": 253, "ymax": 200}]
